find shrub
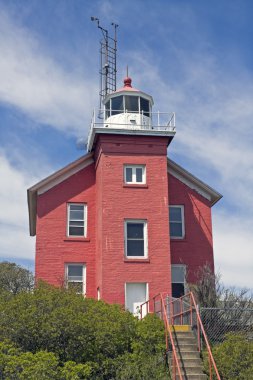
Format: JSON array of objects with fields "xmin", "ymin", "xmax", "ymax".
[{"xmin": 204, "ymin": 333, "xmax": 253, "ymax": 380}]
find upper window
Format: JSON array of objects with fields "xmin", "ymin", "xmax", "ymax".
[
  {"xmin": 125, "ymin": 220, "xmax": 148, "ymax": 258},
  {"xmin": 172, "ymin": 265, "xmax": 186, "ymax": 298},
  {"xmin": 66, "ymin": 264, "xmax": 85, "ymax": 294},
  {"xmin": 67, "ymin": 204, "xmax": 87, "ymax": 237},
  {"xmin": 140, "ymin": 97, "xmax": 150, "ymax": 117},
  {"xmin": 124, "ymin": 165, "xmax": 146, "ymax": 184},
  {"xmin": 105, "ymin": 95, "xmax": 150, "ymax": 117},
  {"xmin": 169, "ymin": 205, "xmax": 185, "ymax": 239}
]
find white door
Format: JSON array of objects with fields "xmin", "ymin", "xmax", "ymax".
[{"xmin": 125, "ymin": 283, "xmax": 148, "ymax": 318}]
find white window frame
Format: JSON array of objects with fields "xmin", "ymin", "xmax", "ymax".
[
  {"xmin": 124, "ymin": 219, "xmax": 148, "ymax": 259},
  {"xmin": 124, "ymin": 165, "xmax": 146, "ymax": 184},
  {"xmin": 169, "ymin": 205, "xmax": 185, "ymax": 239},
  {"xmin": 65, "ymin": 263, "xmax": 86, "ymax": 295},
  {"xmin": 67, "ymin": 203, "xmax": 87, "ymax": 237},
  {"xmin": 171, "ymin": 264, "xmax": 186, "ymax": 298}
]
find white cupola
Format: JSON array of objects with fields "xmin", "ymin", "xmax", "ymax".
[
  {"xmin": 103, "ymin": 76, "xmax": 154, "ymax": 129},
  {"xmin": 87, "ymin": 76, "xmax": 176, "ymax": 152}
]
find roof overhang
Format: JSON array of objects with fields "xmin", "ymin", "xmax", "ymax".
[
  {"xmin": 87, "ymin": 127, "xmax": 175, "ymax": 152},
  {"xmin": 27, "ymin": 153, "xmax": 94, "ymax": 236},
  {"xmin": 168, "ymin": 158, "xmax": 222, "ymax": 206}
]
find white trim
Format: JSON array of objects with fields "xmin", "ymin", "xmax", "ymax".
[
  {"xmin": 124, "ymin": 219, "xmax": 148, "ymax": 258},
  {"xmin": 65, "ymin": 263, "xmax": 86, "ymax": 295},
  {"xmin": 37, "ymin": 158, "xmax": 94, "ymax": 195},
  {"xmin": 87, "ymin": 127, "xmax": 175, "ymax": 152},
  {"xmin": 168, "ymin": 159, "xmax": 222, "ymax": 206},
  {"xmin": 27, "ymin": 153, "xmax": 93, "ymax": 236},
  {"xmin": 169, "ymin": 205, "xmax": 185, "ymax": 239},
  {"xmin": 67, "ymin": 203, "xmax": 87, "ymax": 237},
  {"xmin": 124, "ymin": 164, "xmax": 146, "ymax": 184}
]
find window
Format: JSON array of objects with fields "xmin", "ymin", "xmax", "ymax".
[
  {"xmin": 169, "ymin": 205, "xmax": 185, "ymax": 239},
  {"xmin": 125, "ymin": 95, "xmax": 139, "ymax": 113},
  {"xmin": 111, "ymin": 95, "xmax": 124, "ymax": 115},
  {"xmin": 125, "ymin": 220, "xmax": 147, "ymax": 258},
  {"xmin": 140, "ymin": 97, "xmax": 150, "ymax": 117},
  {"xmin": 105, "ymin": 95, "xmax": 150, "ymax": 118},
  {"xmin": 66, "ymin": 264, "xmax": 85, "ymax": 294},
  {"xmin": 172, "ymin": 265, "xmax": 186, "ymax": 298},
  {"xmin": 124, "ymin": 165, "xmax": 146, "ymax": 184},
  {"xmin": 67, "ymin": 204, "xmax": 87, "ymax": 237}
]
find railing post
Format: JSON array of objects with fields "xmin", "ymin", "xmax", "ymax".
[
  {"xmin": 180, "ymin": 297, "xmax": 183, "ymax": 325},
  {"xmin": 190, "ymin": 295, "xmax": 193, "ymax": 326}
]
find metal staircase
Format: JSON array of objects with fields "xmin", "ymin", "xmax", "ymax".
[{"xmin": 140, "ymin": 292, "xmax": 221, "ymax": 380}]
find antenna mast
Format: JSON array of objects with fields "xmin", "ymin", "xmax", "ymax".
[{"xmin": 91, "ymin": 17, "xmax": 118, "ymax": 113}]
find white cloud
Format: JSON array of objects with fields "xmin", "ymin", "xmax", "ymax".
[
  {"xmin": 128, "ymin": 47, "xmax": 253, "ymax": 212},
  {"xmin": 0, "ymin": 9, "xmax": 97, "ymax": 134},
  {"xmin": 213, "ymin": 210, "xmax": 253, "ymax": 289},
  {"xmin": 0, "ymin": 151, "xmax": 46, "ymax": 260}
]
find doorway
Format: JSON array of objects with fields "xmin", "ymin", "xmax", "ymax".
[{"xmin": 125, "ymin": 282, "xmax": 148, "ymax": 318}]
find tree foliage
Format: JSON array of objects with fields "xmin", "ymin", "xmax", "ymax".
[
  {"xmin": 0, "ymin": 262, "xmax": 34, "ymax": 295},
  {"xmin": 189, "ymin": 264, "xmax": 252, "ymax": 309},
  {"xmin": 204, "ymin": 334, "xmax": 253, "ymax": 380},
  {"xmin": 0, "ymin": 282, "xmax": 167, "ymax": 379}
]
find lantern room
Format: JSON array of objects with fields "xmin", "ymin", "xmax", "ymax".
[
  {"xmin": 103, "ymin": 76, "xmax": 153, "ymax": 129},
  {"xmin": 87, "ymin": 76, "xmax": 176, "ymax": 152}
]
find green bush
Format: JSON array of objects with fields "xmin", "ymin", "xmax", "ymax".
[
  {"xmin": 0, "ymin": 283, "xmax": 167, "ymax": 379},
  {"xmin": 204, "ymin": 333, "xmax": 253, "ymax": 380}
]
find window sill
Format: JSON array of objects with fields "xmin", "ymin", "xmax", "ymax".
[
  {"xmin": 124, "ymin": 258, "xmax": 150, "ymax": 263},
  {"xmin": 123, "ymin": 184, "xmax": 148, "ymax": 189},
  {"xmin": 170, "ymin": 238, "xmax": 186, "ymax": 242},
  {"xmin": 64, "ymin": 237, "xmax": 90, "ymax": 242}
]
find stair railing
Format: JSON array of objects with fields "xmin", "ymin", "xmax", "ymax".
[
  {"xmin": 140, "ymin": 292, "xmax": 221, "ymax": 380},
  {"xmin": 140, "ymin": 293, "xmax": 183, "ymax": 380}
]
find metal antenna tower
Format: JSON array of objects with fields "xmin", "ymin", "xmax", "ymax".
[{"xmin": 91, "ymin": 17, "xmax": 118, "ymax": 113}]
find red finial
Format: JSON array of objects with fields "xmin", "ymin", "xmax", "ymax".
[{"xmin": 124, "ymin": 76, "xmax": 132, "ymax": 88}]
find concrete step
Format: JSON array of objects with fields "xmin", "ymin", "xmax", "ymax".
[
  {"xmin": 175, "ymin": 351, "xmax": 201, "ymax": 359},
  {"xmin": 171, "ymin": 331, "xmax": 195, "ymax": 338},
  {"xmin": 174, "ymin": 343, "xmax": 198, "ymax": 352},
  {"xmin": 177, "ymin": 366, "xmax": 205, "ymax": 375},
  {"xmin": 176, "ymin": 358, "xmax": 203, "ymax": 367},
  {"xmin": 175, "ymin": 374, "xmax": 207, "ymax": 380}
]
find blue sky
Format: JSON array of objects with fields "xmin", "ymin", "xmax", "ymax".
[{"xmin": 0, "ymin": 0, "xmax": 252, "ymax": 288}]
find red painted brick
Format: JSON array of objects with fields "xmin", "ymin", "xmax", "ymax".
[{"xmin": 35, "ymin": 134, "xmax": 215, "ymax": 307}]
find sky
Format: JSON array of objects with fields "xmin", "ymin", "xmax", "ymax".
[{"xmin": 0, "ymin": 0, "xmax": 252, "ymax": 289}]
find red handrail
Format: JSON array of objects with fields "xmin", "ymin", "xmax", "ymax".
[
  {"xmin": 189, "ymin": 292, "xmax": 221, "ymax": 380},
  {"xmin": 161, "ymin": 296, "xmax": 184, "ymax": 380},
  {"xmin": 140, "ymin": 293, "xmax": 183, "ymax": 380},
  {"xmin": 140, "ymin": 292, "xmax": 221, "ymax": 380}
]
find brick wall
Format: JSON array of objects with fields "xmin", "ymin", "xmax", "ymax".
[
  {"xmin": 35, "ymin": 163, "xmax": 96, "ymax": 298},
  {"xmin": 94, "ymin": 134, "xmax": 172, "ymax": 307},
  {"xmin": 168, "ymin": 174, "xmax": 214, "ymax": 284}
]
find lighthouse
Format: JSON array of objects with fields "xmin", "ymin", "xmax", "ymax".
[
  {"xmin": 86, "ymin": 75, "xmax": 176, "ymax": 315},
  {"xmin": 27, "ymin": 25, "xmax": 221, "ymax": 316}
]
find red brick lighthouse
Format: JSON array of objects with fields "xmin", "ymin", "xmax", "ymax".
[
  {"xmin": 28, "ymin": 74, "xmax": 221, "ymax": 315},
  {"xmin": 27, "ymin": 25, "xmax": 221, "ymax": 315}
]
